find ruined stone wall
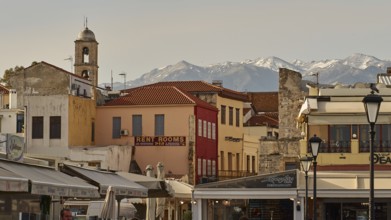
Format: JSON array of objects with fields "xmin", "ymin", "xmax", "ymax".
[{"xmin": 259, "ymin": 68, "xmax": 307, "ymax": 173}]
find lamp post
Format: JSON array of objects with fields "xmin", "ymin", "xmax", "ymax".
[
  {"xmin": 300, "ymin": 156, "xmax": 312, "ymax": 220},
  {"xmin": 309, "ymin": 134, "xmax": 322, "ymax": 220},
  {"xmin": 363, "ymin": 90, "xmax": 383, "ymax": 220},
  {"xmin": 119, "ymin": 72, "xmax": 127, "ymax": 90}
]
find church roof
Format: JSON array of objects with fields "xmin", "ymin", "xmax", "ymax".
[{"xmin": 76, "ymin": 27, "xmax": 96, "ymax": 41}]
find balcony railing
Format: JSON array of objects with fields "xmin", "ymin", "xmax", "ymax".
[
  {"xmin": 218, "ymin": 170, "xmax": 257, "ymax": 181},
  {"xmin": 308, "ymin": 140, "xmax": 351, "ymax": 153},
  {"xmin": 359, "ymin": 140, "xmax": 391, "ymax": 152}
]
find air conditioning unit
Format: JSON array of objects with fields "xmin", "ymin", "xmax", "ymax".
[{"xmin": 120, "ymin": 129, "xmax": 129, "ymax": 136}]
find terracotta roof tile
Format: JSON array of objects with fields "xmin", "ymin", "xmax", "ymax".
[
  {"xmin": 246, "ymin": 114, "xmax": 278, "ymax": 128},
  {"xmin": 247, "ymin": 92, "xmax": 278, "ymax": 112},
  {"xmin": 105, "ymin": 86, "xmax": 218, "ymax": 111},
  {"xmin": 0, "ymin": 85, "xmax": 9, "ymax": 94},
  {"xmin": 123, "ymin": 81, "xmax": 249, "ymax": 102}
]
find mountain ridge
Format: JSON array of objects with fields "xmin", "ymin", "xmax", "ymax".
[{"xmin": 102, "ymin": 53, "xmax": 391, "ymax": 92}]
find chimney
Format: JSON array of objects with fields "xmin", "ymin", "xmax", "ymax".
[
  {"xmin": 212, "ymin": 80, "xmax": 223, "ymax": 87},
  {"xmin": 9, "ymin": 89, "xmax": 17, "ymax": 109},
  {"xmin": 387, "ymin": 67, "xmax": 391, "ymax": 75}
]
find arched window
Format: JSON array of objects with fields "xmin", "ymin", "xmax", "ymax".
[
  {"xmin": 82, "ymin": 70, "xmax": 89, "ymax": 79},
  {"xmin": 82, "ymin": 47, "xmax": 89, "ymax": 63}
]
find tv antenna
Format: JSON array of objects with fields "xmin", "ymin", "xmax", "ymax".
[
  {"xmin": 64, "ymin": 56, "xmax": 73, "ymax": 73},
  {"xmin": 311, "ymin": 72, "xmax": 319, "ymax": 87}
]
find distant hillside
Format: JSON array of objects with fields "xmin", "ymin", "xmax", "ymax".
[{"xmin": 101, "ymin": 53, "xmax": 391, "ymax": 92}]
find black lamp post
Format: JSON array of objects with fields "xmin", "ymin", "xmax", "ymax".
[
  {"xmin": 300, "ymin": 156, "xmax": 312, "ymax": 220},
  {"xmin": 309, "ymin": 134, "xmax": 322, "ymax": 220},
  {"xmin": 363, "ymin": 90, "xmax": 383, "ymax": 220}
]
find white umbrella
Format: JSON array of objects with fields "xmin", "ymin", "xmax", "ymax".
[
  {"xmin": 146, "ymin": 165, "xmax": 156, "ymax": 220},
  {"xmin": 156, "ymin": 162, "xmax": 165, "ymax": 220},
  {"xmin": 101, "ymin": 186, "xmax": 117, "ymax": 220}
]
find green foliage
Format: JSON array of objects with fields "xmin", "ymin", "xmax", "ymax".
[
  {"xmin": 183, "ymin": 210, "xmax": 192, "ymax": 220},
  {"xmin": 1, "ymin": 65, "xmax": 24, "ymax": 87}
]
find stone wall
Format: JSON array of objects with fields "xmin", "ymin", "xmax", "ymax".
[{"xmin": 259, "ymin": 68, "xmax": 307, "ymax": 173}]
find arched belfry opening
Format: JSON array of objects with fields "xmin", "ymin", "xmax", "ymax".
[{"xmin": 82, "ymin": 47, "xmax": 90, "ymax": 64}]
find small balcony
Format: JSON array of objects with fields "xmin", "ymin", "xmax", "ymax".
[
  {"xmin": 309, "ymin": 140, "xmax": 352, "ymax": 153},
  {"xmin": 359, "ymin": 140, "xmax": 391, "ymax": 153}
]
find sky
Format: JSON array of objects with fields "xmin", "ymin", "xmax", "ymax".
[{"xmin": 1, "ymin": 0, "xmax": 391, "ymax": 84}]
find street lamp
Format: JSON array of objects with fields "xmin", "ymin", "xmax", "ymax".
[
  {"xmin": 309, "ymin": 134, "xmax": 322, "ymax": 220},
  {"xmin": 300, "ymin": 156, "xmax": 312, "ymax": 220},
  {"xmin": 363, "ymin": 90, "xmax": 383, "ymax": 220},
  {"xmin": 119, "ymin": 72, "xmax": 127, "ymax": 90}
]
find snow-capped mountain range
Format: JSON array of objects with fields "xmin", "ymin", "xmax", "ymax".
[{"xmin": 103, "ymin": 53, "xmax": 391, "ymax": 92}]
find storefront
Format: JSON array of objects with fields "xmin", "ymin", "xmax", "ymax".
[
  {"xmin": 193, "ymin": 170, "xmax": 299, "ymax": 220},
  {"xmin": 193, "ymin": 170, "xmax": 391, "ymax": 220},
  {"xmin": 0, "ymin": 159, "xmax": 100, "ymax": 219}
]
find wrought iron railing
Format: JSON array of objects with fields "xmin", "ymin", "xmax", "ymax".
[
  {"xmin": 359, "ymin": 140, "xmax": 391, "ymax": 152},
  {"xmin": 308, "ymin": 140, "xmax": 351, "ymax": 153}
]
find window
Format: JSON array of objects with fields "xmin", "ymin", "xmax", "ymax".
[
  {"xmin": 229, "ymin": 107, "xmax": 233, "ymax": 126},
  {"xmin": 112, "ymin": 117, "xmax": 121, "ymax": 139},
  {"xmin": 203, "ymin": 121, "xmax": 207, "ymax": 137},
  {"xmin": 198, "ymin": 119, "xmax": 202, "ymax": 136},
  {"xmin": 32, "ymin": 116, "xmax": 43, "ymax": 139},
  {"xmin": 16, "ymin": 114, "xmax": 24, "ymax": 133},
  {"xmin": 252, "ymin": 156, "xmax": 256, "ymax": 173},
  {"xmin": 220, "ymin": 151, "xmax": 225, "ymax": 170},
  {"xmin": 285, "ymin": 162, "xmax": 298, "ymax": 170},
  {"xmin": 202, "ymin": 159, "xmax": 207, "ymax": 176},
  {"xmin": 228, "ymin": 152, "xmax": 233, "ymax": 171},
  {"xmin": 155, "ymin": 114, "xmax": 164, "ymax": 136},
  {"xmin": 207, "ymin": 122, "xmax": 211, "ymax": 139},
  {"xmin": 132, "ymin": 115, "xmax": 142, "ymax": 136},
  {"xmin": 50, "ymin": 116, "xmax": 61, "ymax": 139},
  {"xmin": 236, "ymin": 108, "xmax": 240, "ymax": 127},
  {"xmin": 91, "ymin": 121, "xmax": 95, "ymax": 142},
  {"xmin": 221, "ymin": 105, "xmax": 226, "ymax": 124},
  {"xmin": 330, "ymin": 125, "xmax": 351, "ymax": 149},
  {"xmin": 236, "ymin": 153, "xmax": 240, "ymax": 171},
  {"xmin": 207, "ymin": 159, "xmax": 212, "ymax": 175},
  {"xmin": 212, "ymin": 160, "xmax": 216, "ymax": 176},
  {"xmin": 197, "ymin": 158, "xmax": 202, "ymax": 176},
  {"xmin": 246, "ymin": 155, "xmax": 250, "ymax": 172},
  {"xmin": 212, "ymin": 123, "xmax": 216, "ymax": 140}
]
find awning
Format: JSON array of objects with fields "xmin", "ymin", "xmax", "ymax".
[
  {"xmin": 0, "ymin": 167, "xmax": 29, "ymax": 192},
  {"xmin": 166, "ymin": 179, "xmax": 193, "ymax": 199},
  {"xmin": 117, "ymin": 171, "xmax": 170, "ymax": 198},
  {"xmin": 61, "ymin": 164, "xmax": 148, "ymax": 198},
  {"xmin": 194, "ymin": 170, "xmax": 298, "ymax": 200},
  {"xmin": 0, "ymin": 160, "xmax": 99, "ymax": 198}
]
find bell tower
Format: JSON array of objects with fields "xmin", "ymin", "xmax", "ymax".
[{"xmin": 74, "ymin": 21, "xmax": 99, "ymax": 98}]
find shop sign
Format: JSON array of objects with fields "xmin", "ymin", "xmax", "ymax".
[
  {"xmin": 135, "ymin": 136, "xmax": 186, "ymax": 146},
  {"xmin": 374, "ymin": 153, "xmax": 391, "ymax": 164},
  {"xmin": 259, "ymin": 172, "xmax": 296, "ymax": 188}
]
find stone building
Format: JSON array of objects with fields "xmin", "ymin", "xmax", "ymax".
[{"xmin": 259, "ymin": 68, "xmax": 308, "ymax": 173}]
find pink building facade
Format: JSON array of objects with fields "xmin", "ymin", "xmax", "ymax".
[{"xmin": 95, "ymin": 86, "xmax": 218, "ymax": 185}]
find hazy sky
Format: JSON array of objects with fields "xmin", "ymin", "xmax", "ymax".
[{"xmin": 1, "ymin": 0, "xmax": 391, "ymax": 84}]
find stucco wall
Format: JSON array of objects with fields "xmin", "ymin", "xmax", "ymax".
[
  {"xmin": 68, "ymin": 96, "xmax": 96, "ymax": 146},
  {"xmin": 9, "ymin": 63, "xmax": 70, "ymax": 109},
  {"xmin": 25, "ymin": 95, "xmax": 69, "ymax": 157},
  {"xmin": 95, "ymin": 105, "xmax": 193, "ymax": 177}
]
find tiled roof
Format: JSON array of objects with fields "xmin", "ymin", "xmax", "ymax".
[
  {"xmin": 245, "ymin": 113, "xmax": 278, "ymax": 128},
  {"xmin": 24, "ymin": 61, "xmax": 89, "ymax": 81},
  {"xmin": 246, "ymin": 92, "xmax": 278, "ymax": 112},
  {"xmin": 105, "ymin": 86, "xmax": 218, "ymax": 111},
  {"xmin": 0, "ymin": 85, "xmax": 9, "ymax": 94},
  {"xmin": 123, "ymin": 81, "xmax": 249, "ymax": 102}
]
